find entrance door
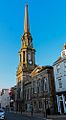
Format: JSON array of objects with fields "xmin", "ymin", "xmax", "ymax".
[{"xmin": 60, "ymin": 101, "xmax": 64, "ymax": 114}]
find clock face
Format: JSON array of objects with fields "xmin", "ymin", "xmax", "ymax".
[
  {"xmin": 29, "ymin": 60, "xmax": 32, "ymax": 64},
  {"xmin": 28, "ymin": 52, "xmax": 32, "ymax": 64}
]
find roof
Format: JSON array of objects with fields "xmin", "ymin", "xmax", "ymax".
[
  {"xmin": 30, "ymin": 65, "xmax": 53, "ymax": 77},
  {"xmin": 53, "ymin": 56, "xmax": 63, "ymax": 65}
]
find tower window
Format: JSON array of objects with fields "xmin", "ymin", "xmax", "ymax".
[
  {"xmin": 23, "ymin": 51, "xmax": 25, "ymax": 62},
  {"xmin": 28, "ymin": 40, "xmax": 32, "ymax": 46}
]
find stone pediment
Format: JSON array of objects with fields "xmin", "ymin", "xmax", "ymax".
[
  {"xmin": 30, "ymin": 66, "xmax": 43, "ymax": 77},
  {"xmin": 30, "ymin": 66, "xmax": 52, "ymax": 77}
]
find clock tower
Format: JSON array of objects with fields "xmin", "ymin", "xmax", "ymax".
[
  {"xmin": 16, "ymin": 4, "xmax": 36, "ymax": 84},
  {"xmin": 19, "ymin": 4, "xmax": 36, "ymax": 71}
]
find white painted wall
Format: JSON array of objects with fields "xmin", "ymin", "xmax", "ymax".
[
  {"xmin": 0, "ymin": 90, "xmax": 10, "ymax": 108},
  {"xmin": 53, "ymin": 59, "xmax": 66, "ymax": 92},
  {"xmin": 53, "ymin": 46, "xmax": 66, "ymax": 114}
]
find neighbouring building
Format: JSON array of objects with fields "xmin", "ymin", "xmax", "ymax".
[
  {"xmin": 53, "ymin": 44, "xmax": 66, "ymax": 114},
  {"xmin": 16, "ymin": 3, "xmax": 56, "ymax": 114},
  {"xmin": 0, "ymin": 89, "xmax": 10, "ymax": 109},
  {"xmin": 9, "ymin": 86, "xmax": 17, "ymax": 111}
]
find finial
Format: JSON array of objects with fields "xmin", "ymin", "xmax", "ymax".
[{"xmin": 64, "ymin": 43, "xmax": 66, "ymax": 49}]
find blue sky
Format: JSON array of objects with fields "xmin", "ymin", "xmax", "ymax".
[{"xmin": 0, "ymin": 0, "xmax": 66, "ymax": 89}]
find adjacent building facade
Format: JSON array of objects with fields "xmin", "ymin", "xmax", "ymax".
[
  {"xmin": 53, "ymin": 44, "xmax": 66, "ymax": 114},
  {"xmin": 0, "ymin": 89, "xmax": 10, "ymax": 109},
  {"xmin": 30, "ymin": 66, "xmax": 56, "ymax": 114}
]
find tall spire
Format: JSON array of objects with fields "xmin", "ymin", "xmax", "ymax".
[{"xmin": 24, "ymin": 4, "xmax": 30, "ymax": 33}]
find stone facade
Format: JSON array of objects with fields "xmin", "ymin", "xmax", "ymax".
[{"xmin": 30, "ymin": 66, "xmax": 56, "ymax": 114}]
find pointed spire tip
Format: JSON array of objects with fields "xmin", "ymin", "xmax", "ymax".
[{"xmin": 24, "ymin": 3, "xmax": 30, "ymax": 33}]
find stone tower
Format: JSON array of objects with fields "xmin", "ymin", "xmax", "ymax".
[
  {"xmin": 21, "ymin": 4, "xmax": 35, "ymax": 71},
  {"xmin": 16, "ymin": 4, "xmax": 36, "ymax": 81}
]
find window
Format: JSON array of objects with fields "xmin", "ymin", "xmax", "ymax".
[
  {"xmin": 58, "ymin": 79, "xmax": 62, "ymax": 88},
  {"xmin": 27, "ymin": 89, "xmax": 29, "ymax": 100},
  {"xmin": 28, "ymin": 40, "xmax": 32, "ymax": 46},
  {"xmin": 41, "ymin": 79, "xmax": 44, "ymax": 92},
  {"xmin": 23, "ymin": 51, "xmax": 25, "ymax": 62},
  {"xmin": 37, "ymin": 86, "xmax": 39, "ymax": 93},
  {"xmin": 39, "ymin": 101, "xmax": 42, "ymax": 109},
  {"xmin": 20, "ymin": 54, "xmax": 21, "ymax": 62},
  {"xmin": 64, "ymin": 95, "xmax": 66, "ymax": 107},
  {"xmin": 64, "ymin": 62, "xmax": 66, "ymax": 71},
  {"xmin": 17, "ymin": 88, "xmax": 21, "ymax": 98},
  {"xmin": 37, "ymin": 80, "xmax": 41, "ymax": 93},
  {"xmin": 24, "ymin": 90, "xmax": 26, "ymax": 100},
  {"xmin": 57, "ymin": 64, "xmax": 60, "ymax": 73},
  {"xmin": 43, "ymin": 78, "xmax": 47, "ymax": 91},
  {"xmin": 33, "ymin": 81, "xmax": 37, "ymax": 94},
  {"xmin": 65, "ymin": 95, "xmax": 66, "ymax": 101},
  {"xmin": 34, "ymin": 101, "xmax": 36, "ymax": 107},
  {"xmin": 64, "ymin": 62, "xmax": 66, "ymax": 67}
]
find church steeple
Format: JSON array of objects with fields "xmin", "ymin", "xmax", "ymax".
[
  {"xmin": 19, "ymin": 4, "xmax": 35, "ymax": 71},
  {"xmin": 24, "ymin": 4, "xmax": 30, "ymax": 33},
  {"xmin": 16, "ymin": 3, "xmax": 36, "ymax": 85}
]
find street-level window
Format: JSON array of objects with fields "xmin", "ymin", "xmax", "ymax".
[
  {"xmin": 34, "ymin": 101, "xmax": 36, "ymax": 107},
  {"xmin": 65, "ymin": 95, "xmax": 66, "ymax": 107},
  {"xmin": 65, "ymin": 102, "xmax": 66, "ymax": 107}
]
